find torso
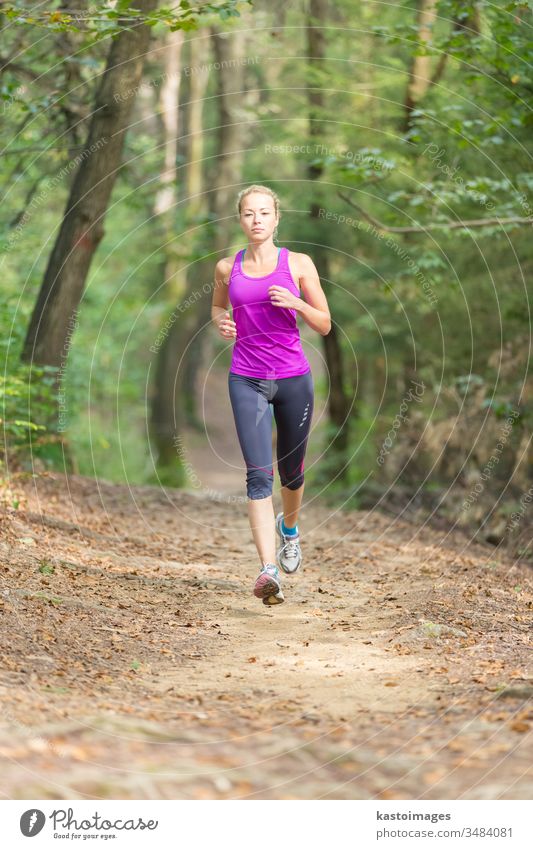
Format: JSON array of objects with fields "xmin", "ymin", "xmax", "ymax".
[
  {"xmin": 220, "ymin": 248, "xmax": 302, "ymax": 292},
  {"xmin": 225, "ymin": 246, "xmax": 311, "ymax": 380}
]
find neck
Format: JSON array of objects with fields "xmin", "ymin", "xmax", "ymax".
[{"xmin": 244, "ymin": 240, "xmax": 278, "ymax": 262}]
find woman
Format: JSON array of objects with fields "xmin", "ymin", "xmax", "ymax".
[{"xmin": 211, "ymin": 184, "xmax": 331, "ymax": 606}]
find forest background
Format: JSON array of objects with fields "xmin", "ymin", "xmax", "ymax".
[{"xmin": 1, "ymin": 0, "xmax": 532, "ymax": 562}]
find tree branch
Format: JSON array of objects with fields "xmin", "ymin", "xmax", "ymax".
[{"xmin": 337, "ymin": 191, "xmax": 533, "ymax": 233}]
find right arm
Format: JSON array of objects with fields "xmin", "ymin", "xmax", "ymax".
[{"xmin": 211, "ymin": 257, "xmax": 237, "ymax": 339}]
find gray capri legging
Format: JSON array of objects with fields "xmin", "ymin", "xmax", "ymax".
[{"xmin": 228, "ymin": 370, "xmax": 314, "ymax": 500}]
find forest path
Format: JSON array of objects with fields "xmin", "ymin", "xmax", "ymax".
[{"xmin": 0, "ymin": 472, "xmax": 531, "ymax": 800}]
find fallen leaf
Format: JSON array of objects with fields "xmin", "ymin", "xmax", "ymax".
[{"xmin": 510, "ymin": 721, "xmax": 530, "ymax": 733}]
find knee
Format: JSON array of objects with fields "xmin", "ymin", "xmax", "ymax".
[{"xmin": 246, "ymin": 467, "xmax": 273, "ymax": 499}]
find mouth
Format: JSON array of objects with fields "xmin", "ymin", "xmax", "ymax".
[{"xmin": 252, "ymin": 227, "xmax": 263, "ymax": 231}]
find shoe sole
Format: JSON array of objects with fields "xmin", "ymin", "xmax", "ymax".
[
  {"xmin": 263, "ymin": 590, "xmax": 285, "ymax": 606},
  {"xmin": 276, "ymin": 512, "xmax": 302, "ymax": 574},
  {"xmin": 253, "ymin": 573, "xmax": 282, "ymax": 600}
]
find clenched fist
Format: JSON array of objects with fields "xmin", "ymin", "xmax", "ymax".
[{"xmin": 217, "ymin": 311, "xmax": 237, "ymax": 339}]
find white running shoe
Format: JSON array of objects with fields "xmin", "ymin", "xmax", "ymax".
[{"xmin": 275, "ymin": 511, "xmax": 302, "ymax": 574}]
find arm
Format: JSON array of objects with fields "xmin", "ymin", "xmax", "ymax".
[
  {"xmin": 268, "ymin": 253, "xmax": 331, "ymax": 335},
  {"xmin": 211, "ymin": 258, "xmax": 237, "ymax": 338},
  {"xmin": 295, "ymin": 253, "xmax": 332, "ymax": 336}
]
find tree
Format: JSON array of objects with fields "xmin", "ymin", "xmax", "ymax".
[
  {"xmin": 148, "ymin": 28, "xmax": 186, "ymax": 477},
  {"xmin": 22, "ymin": 0, "xmax": 160, "ymax": 368},
  {"xmin": 402, "ymin": 0, "xmax": 438, "ymax": 133},
  {"xmin": 307, "ymin": 0, "xmax": 352, "ymax": 484},
  {"xmin": 20, "ymin": 0, "xmax": 245, "ymax": 369},
  {"xmin": 149, "ymin": 24, "xmax": 246, "ymax": 474}
]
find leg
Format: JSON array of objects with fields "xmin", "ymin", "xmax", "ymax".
[
  {"xmin": 280, "ymin": 482, "xmax": 304, "ymax": 529},
  {"xmin": 228, "ymin": 373, "xmax": 276, "ymax": 566},
  {"xmin": 248, "ymin": 496, "xmax": 275, "ymax": 567},
  {"xmin": 273, "ymin": 370, "xmax": 314, "ymax": 530}
]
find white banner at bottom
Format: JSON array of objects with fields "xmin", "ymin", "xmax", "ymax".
[{"xmin": 2, "ymin": 799, "xmax": 530, "ymax": 848}]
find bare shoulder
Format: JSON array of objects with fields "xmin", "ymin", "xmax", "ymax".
[
  {"xmin": 214, "ymin": 255, "xmax": 235, "ymax": 285},
  {"xmin": 286, "ymin": 250, "xmax": 318, "ymax": 279}
]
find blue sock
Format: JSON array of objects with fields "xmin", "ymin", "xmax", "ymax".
[{"xmin": 282, "ymin": 517, "xmax": 298, "ymax": 536}]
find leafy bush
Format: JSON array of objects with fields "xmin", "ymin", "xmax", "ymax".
[{"xmin": 0, "ymin": 299, "xmax": 59, "ymax": 469}]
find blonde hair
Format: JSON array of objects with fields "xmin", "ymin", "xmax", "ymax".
[{"xmin": 236, "ymin": 184, "xmax": 281, "ymax": 240}]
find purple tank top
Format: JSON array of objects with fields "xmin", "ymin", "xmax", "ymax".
[{"xmin": 228, "ymin": 246, "xmax": 311, "ymax": 379}]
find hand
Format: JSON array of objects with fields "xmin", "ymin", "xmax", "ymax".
[
  {"xmin": 217, "ymin": 311, "xmax": 237, "ymax": 339},
  {"xmin": 268, "ymin": 285, "xmax": 301, "ymax": 310}
]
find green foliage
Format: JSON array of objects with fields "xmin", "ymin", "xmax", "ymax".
[
  {"xmin": 1, "ymin": 0, "xmax": 252, "ymax": 42},
  {"xmin": 1, "ymin": 0, "xmax": 531, "ymax": 505},
  {"xmin": 0, "ymin": 300, "xmax": 59, "ymax": 467}
]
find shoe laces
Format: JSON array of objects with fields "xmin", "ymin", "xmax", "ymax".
[{"xmin": 283, "ymin": 537, "xmax": 300, "ymax": 558}]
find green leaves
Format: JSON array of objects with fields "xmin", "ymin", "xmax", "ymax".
[
  {"xmin": 0, "ymin": 303, "xmax": 58, "ymax": 458},
  {"xmin": 481, "ymin": 399, "xmax": 522, "ymax": 420},
  {"xmin": 1, "ymin": 0, "xmax": 246, "ymax": 41}
]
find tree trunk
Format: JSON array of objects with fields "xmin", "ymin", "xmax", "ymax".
[
  {"xmin": 22, "ymin": 0, "xmax": 159, "ymax": 368},
  {"xmin": 152, "ymin": 25, "xmax": 185, "ymax": 301},
  {"xmin": 149, "ymin": 28, "xmax": 186, "ymax": 480},
  {"xmin": 185, "ymin": 36, "xmax": 210, "ymax": 218},
  {"xmin": 178, "ymin": 37, "xmax": 211, "ymax": 430},
  {"xmin": 307, "ymin": 0, "xmax": 351, "ymax": 483},
  {"xmin": 151, "ymin": 38, "xmax": 209, "ymax": 454},
  {"xmin": 150, "ymin": 27, "xmax": 245, "ymax": 471},
  {"xmin": 179, "ymin": 26, "xmax": 246, "ymax": 427},
  {"xmin": 149, "ymin": 35, "xmax": 211, "ymax": 470},
  {"xmin": 402, "ymin": 0, "xmax": 438, "ymax": 133},
  {"xmin": 182, "ymin": 24, "xmax": 245, "ymax": 418}
]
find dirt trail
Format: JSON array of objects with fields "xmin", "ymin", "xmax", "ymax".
[{"xmin": 0, "ymin": 471, "xmax": 531, "ymax": 800}]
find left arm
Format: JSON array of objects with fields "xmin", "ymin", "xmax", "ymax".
[{"xmin": 268, "ymin": 252, "xmax": 331, "ymax": 336}]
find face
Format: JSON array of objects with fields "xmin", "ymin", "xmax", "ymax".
[{"xmin": 239, "ymin": 192, "xmax": 279, "ymax": 241}]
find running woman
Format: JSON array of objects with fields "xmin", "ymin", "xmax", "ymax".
[{"xmin": 211, "ymin": 185, "xmax": 331, "ymax": 606}]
